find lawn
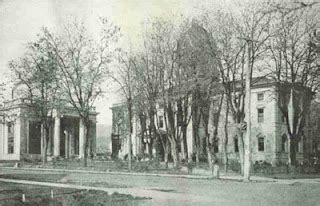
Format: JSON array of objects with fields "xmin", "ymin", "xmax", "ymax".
[
  {"xmin": 1, "ymin": 168, "xmax": 320, "ymax": 205},
  {"xmin": 0, "ymin": 182, "xmax": 145, "ymax": 206}
]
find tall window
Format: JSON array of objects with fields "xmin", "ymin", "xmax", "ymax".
[
  {"xmin": 258, "ymin": 108, "xmax": 264, "ymax": 123},
  {"xmin": 7, "ymin": 122, "xmax": 14, "ymax": 154},
  {"xmin": 159, "ymin": 116, "xmax": 164, "ymax": 128},
  {"xmin": 258, "ymin": 136, "xmax": 265, "ymax": 151},
  {"xmin": 234, "ymin": 136, "xmax": 239, "ymax": 153},
  {"xmin": 28, "ymin": 121, "xmax": 41, "ymax": 154},
  {"xmin": 281, "ymin": 134, "xmax": 287, "ymax": 152},
  {"xmin": 257, "ymin": 93, "xmax": 264, "ymax": 101}
]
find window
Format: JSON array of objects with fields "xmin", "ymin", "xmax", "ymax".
[
  {"xmin": 281, "ymin": 115, "xmax": 286, "ymax": 123},
  {"xmin": 258, "ymin": 108, "xmax": 264, "ymax": 123},
  {"xmin": 281, "ymin": 134, "xmax": 287, "ymax": 152},
  {"xmin": 28, "ymin": 121, "xmax": 41, "ymax": 154},
  {"xmin": 159, "ymin": 116, "xmax": 164, "ymax": 128},
  {"xmin": 234, "ymin": 137, "xmax": 239, "ymax": 153},
  {"xmin": 258, "ymin": 136, "xmax": 265, "ymax": 151},
  {"xmin": 7, "ymin": 122, "xmax": 14, "ymax": 154},
  {"xmin": 8, "ymin": 122, "xmax": 14, "ymax": 134},
  {"xmin": 257, "ymin": 93, "xmax": 264, "ymax": 101}
]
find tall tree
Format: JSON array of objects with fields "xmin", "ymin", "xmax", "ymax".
[
  {"xmin": 267, "ymin": 2, "xmax": 320, "ymax": 166},
  {"xmin": 146, "ymin": 18, "xmax": 183, "ymax": 168},
  {"xmin": 178, "ymin": 20, "xmax": 221, "ymax": 167},
  {"xmin": 44, "ymin": 19, "xmax": 119, "ymax": 166},
  {"xmin": 111, "ymin": 51, "xmax": 138, "ymax": 170},
  {"xmin": 9, "ymin": 35, "xmax": 61, "ymax": 164},
  {"xmin": 203, "ymin": 2, "xmax": 272, "ymax": 180}
]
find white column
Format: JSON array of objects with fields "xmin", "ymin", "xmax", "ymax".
[
  {"xmin": 0, "ymin": 123, "xmax": 3, "ymax": 156},
  {"xmin": 53, "ymin": 115, "xmax": 61, "ymax": 157},
  {"xmin": 3, "ymin": 123, "xmax": 8, "ymax": 155},
  {"xmin": 64, "ymin": 130, "xmax": 69, "ymax": 159},
  {"xmin": 15, "ymin": 117, "xmax": 21, "ymax": 156},
  {"xmin": 69, "ymin": 133, "xmax": 73, "ymax": 157},
  {"xmin": 79, "ymin": 119, "xmax": 85, "ymax": 158}
]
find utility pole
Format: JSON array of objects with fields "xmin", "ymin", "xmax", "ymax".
[{"xmin": 243, "ymin": 40, "xmax": 252, "ymax": 181}]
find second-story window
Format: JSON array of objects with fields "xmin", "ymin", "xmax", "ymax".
[
  {"xmin": 258, "ymin": 108, "xmax": 264, "ymax": 123},
  {"xmin": 257, "ymin": 93, "xmax": 264, "ymax": 101},
  {"xmin": 159, "ymin": 116, "xmax": 164, "ymax": 128}
]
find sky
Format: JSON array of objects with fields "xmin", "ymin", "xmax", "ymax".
[{"xmin": 0, "ymin": 0, "xmax": 232, "ymax": 126}]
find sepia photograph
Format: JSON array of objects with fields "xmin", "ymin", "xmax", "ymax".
[{"xmin": 0, "ymin": 0, "xmax": 320, "ymax": 205}]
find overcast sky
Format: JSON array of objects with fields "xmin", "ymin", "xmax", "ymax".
[{"xmin": 0, "ymin": 0, "xmax": 232, "ymax": 125}]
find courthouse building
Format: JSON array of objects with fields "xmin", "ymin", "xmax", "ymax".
[
  {"xmin": 0, "ymin": 85, "xmax": 98, "ymax": 161},
  {"xmin": 111, "ymin": 78, "xmax": 315, "ymax": 165}
]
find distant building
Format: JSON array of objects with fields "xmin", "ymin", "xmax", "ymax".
[
  {"xmin": 110, "ymin": 78, "xmax": 314, "ymax": 165},
  {"xmin": 0, "ymin": 84, "xmax": 98, "ymax": 161}
]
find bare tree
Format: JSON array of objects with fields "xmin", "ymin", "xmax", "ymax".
[
  {"xmin": 145, "ymin": 18, "xmax": 183, "ymax": 168},
  {"xmin": 178, "ymin": 20, "xmax": 222, "ymax": 168},
  {"xmin": 203, "ymin": 2, "xmax": 273, "ymax": 180},
  {"xmin": 44, "ymin": 19, "xmax": 119, "ymax": 167},
  {"xmin": 111, "ymin": 51, "xmax": 137, "ymax": 170},
  {"xmin": 9, "ymin": 34, "xmax": 61, "ymax": 164},
  {"xmin": 267, "ymin": 2, "xmax": 320, "ymax": 166}
]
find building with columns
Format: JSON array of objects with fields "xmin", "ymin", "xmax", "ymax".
[{"xmin": 0, "ymin": 98, "xmax": 98, "ymax": 161}]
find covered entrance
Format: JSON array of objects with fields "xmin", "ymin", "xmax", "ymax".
[{"xmin": 60, "ymin": 117, "xmax": 80, "ymax": 158}]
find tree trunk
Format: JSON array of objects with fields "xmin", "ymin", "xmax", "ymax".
[
  {"xmin": 170, "ymin": 139, "xmax": 179, "ymax": 168},
  {"xmin": 182, "ymin": 96, "xmax": 189, "ymax": 161},
  {"xmin": 128, "ymin": 132, "xmax": 132, "ymax": 170},
  {"xmin": 41, "ymin": 123, "xmax": 50, "ymax": 164},
  {"xmin": 237, "ymin": 129, "xmax": 245, "ymax": 175},
  {"xmin": 243, "ymin": 52, "xmax": 252, "ymax": 181},
  {"xmin": 223, "ymin": 103, "xmax": 229, "ymax": 172},
  {"xmin": 138, "ymin": 113, "xmax": 146, "ymax": 156},
  {"xmin": 127, "ymin": 98, "xmax": 133, "ymax": 171},
  {"xmin": 181, "ymin": 125, "xmax": 188, "ymax": 161},
  {"xmin": 206, "ymin": 134, "xmax": 213, "ymax": 169},
  {"xmin": 83, "ymin": 122, "xmax": 90, "ymax": 167},
  {"xmin": 192, "ymin": 119, "xmax": 201, "ymax": 167},
  {"xmin": 41, "ymin": 123, "xmax": 49, "ymax": 165},
  {"xmin": 195, "ymin": 148, "xmax": 200, "ymax": 167},
  {"xmin": 164, "ymin": 144, "xmax": 169, "ymax": 169}
]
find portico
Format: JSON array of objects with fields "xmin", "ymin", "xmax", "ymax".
[
  {"xmin": 50, "ymin": 112, "xmax": 97, "ymax": 159},
  {"xmin": 0, "ymin": 98, "xmax": 98, "ymax": 161}
]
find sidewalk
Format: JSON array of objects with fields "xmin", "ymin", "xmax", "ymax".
[{"xmin": 0, "ymin": 166, "xmax": 275, "ymax": 182}]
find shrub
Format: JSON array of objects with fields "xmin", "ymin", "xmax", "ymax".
[
  {"xmin": 228, "ymin": 159, "xmax": 241, "ymax": 173},
  {"xmin": 253, "ymin": 161, "xmax": 273, "ymax": 174}
]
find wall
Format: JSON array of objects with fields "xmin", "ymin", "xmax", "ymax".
[{"xmin": 216, "ymin": 86, "xmax": 279, "ymax": 164}]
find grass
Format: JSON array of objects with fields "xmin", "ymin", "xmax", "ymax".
[
  {"xmin": 20, "ymin": 159, "xmax": 190, "ymax": 175},
  {"xmin": 268, "ymin": 173, "xmax": 320, "ymax": 179},
  {"xmin": 0, "ymin": 182, "xmax": 146, "ymax": 206},
  {"xmin": 0, "ymin": 173, "xmax": 128, "ymax": 188},
  {"xmin": 0, "ymin": 173, "xmax": 67, "ymax": 183},
  {"xmin": 9, "ymin": 159, "xmax": 320, "ymax": 180}
]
